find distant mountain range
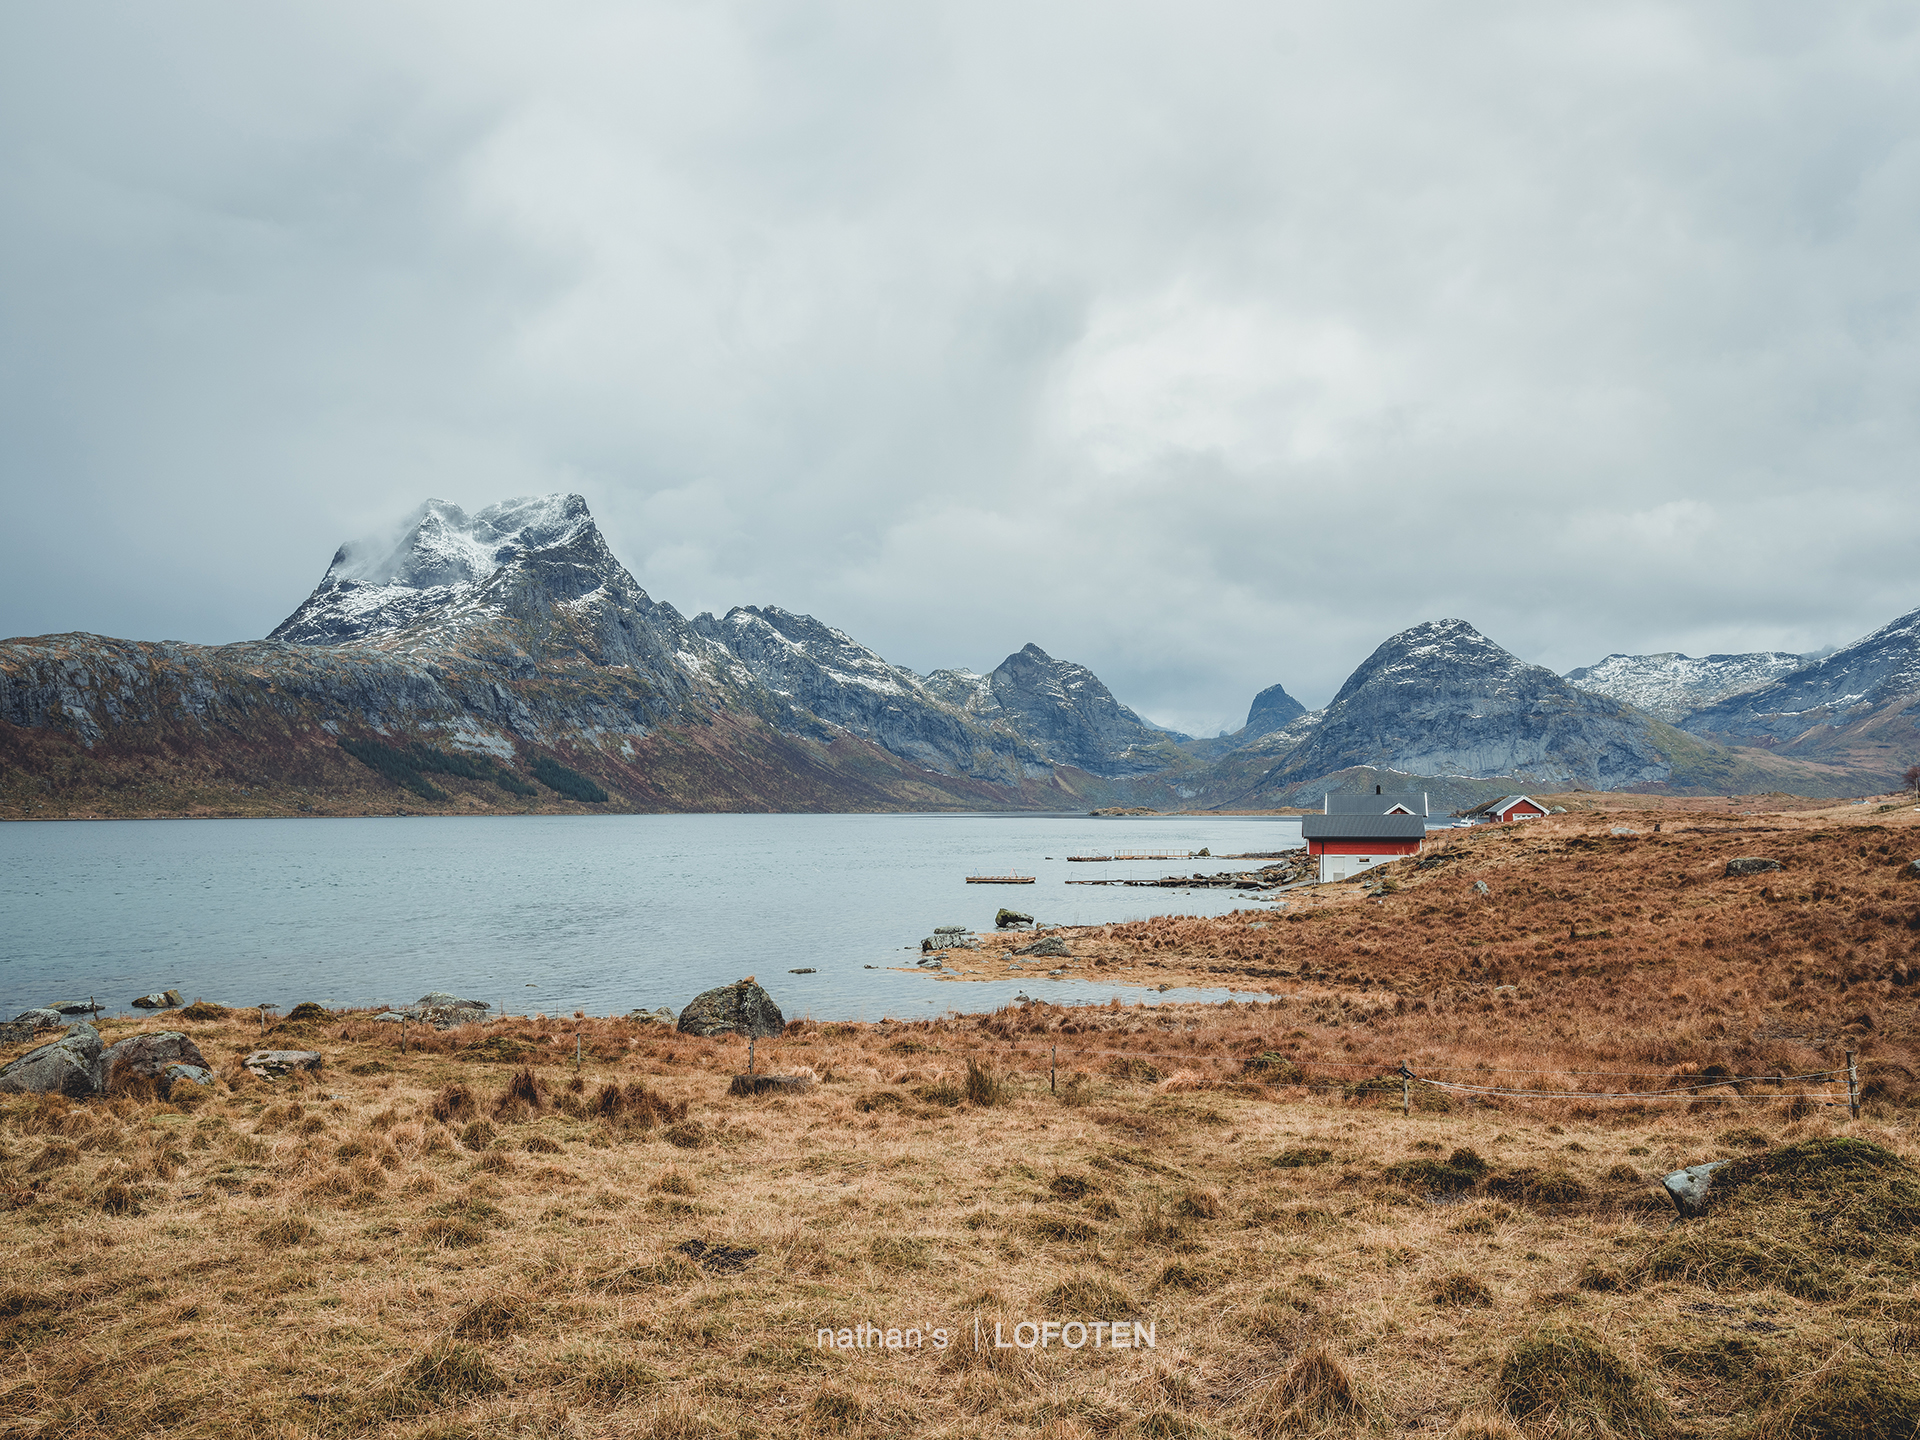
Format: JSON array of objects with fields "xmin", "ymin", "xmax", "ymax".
[{"xmin": 2, "ymin": 494, "xmax": 1914, "ymax": 816}]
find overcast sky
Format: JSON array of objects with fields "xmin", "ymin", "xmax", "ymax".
[{"xmin": 4, "ymin": 3, "xmax": 1918, "ymax": 734}]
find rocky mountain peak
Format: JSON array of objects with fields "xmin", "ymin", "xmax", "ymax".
[
  {"xmin": 269, "ymin": 494, "xmax": 608, "ymax": 646},
  {"xmin": 985, "ymin": 643, "xmax": 1184, "ymax": 775},
  {"xmin": 1242, "ymin": 681, "xmax": 1307, "ymax": 738},
  {"xmin": 1273, "ymin": 617, "xmax": 1673, "ymax": 792}
]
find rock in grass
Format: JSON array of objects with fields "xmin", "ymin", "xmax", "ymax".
[
  {"xmin": 131, "ymin": 990, "xmax": 183, "ymax": 1010},
  {"xmin": 1661, "ymin": 1160, "xmax": 1730, "ymax": 1218},
  {"xmin": 1014, "ymin": 936, "xmax": 1070, "ymax": 958},
  {"xmin": 1725, "ymin": 857, "xmax": 1783, "ymax": 877},
  {"xmin": 677, "ymin": 977, "xmax": 784, "ymax": 1040},
  {"xmin": 410, "ymin": 993, "xmax": 491, "ymax": 1029},
  {"xmin": 103, "ymin": 1032, "xmax": 211, "ymax": 1091},
  {"xmin": 11, "ymin": 1008, "xmax": 63, "ymax": 1029},
  {"xmin": 245, "ymin": 1049, "xmax": 323, "ymax": 1078},
  {"xmin": 0, "ymin": 1023, "xmax": 105, "ymax": 1097},
  {"xmin": 164, "ymin": 1063, "xmax": 215, "ymax": 1089}
]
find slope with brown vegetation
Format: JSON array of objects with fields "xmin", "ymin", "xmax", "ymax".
[
  {"xmin": 957, "ymin": 805, "xmax": 1920, "ymax": 1092},
  {"xmin": 3, "ymin": 940, "xmax": 1918, "ymax": 1440}
]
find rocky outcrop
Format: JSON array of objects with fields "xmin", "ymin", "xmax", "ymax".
[
  {"xmin": 1565, "ymin": 651, "xmax": 1806, "ymax": 722},
  {"xmin": 1725, "ymin": 857, "xmax": 1784, "ymax": 877},
  {"xmin": 131, "ymin": 990, "xmax": 182, "ymax": 1010},
  {"xmin": 677, "ymin": 978, "xmax": 784, "ymax": 1039},
  {"xmin": 244, "ymin": 1050, "xmax": 323, "ymax": 1078},
  {"xmin": 0, "ymin": 1024, "xmax": 104, "ymax": 1097}
]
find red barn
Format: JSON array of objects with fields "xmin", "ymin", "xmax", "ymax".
[{"xmin": 1300, "ymin": 813, "xmax": 1427, "ymax": 883}]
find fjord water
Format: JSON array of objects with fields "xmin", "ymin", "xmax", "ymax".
[{"xmin": 0, "ymin": 813, "xmax": 1304, "ymax": 1022}]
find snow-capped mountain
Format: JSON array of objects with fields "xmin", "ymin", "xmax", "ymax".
[
  {"xmin": 685, "ymin": 606, "xmax": 1039, "ymax": 780},
  {"xmin": 6, "ymin": 493, "xmax": 1905, "ymax": 816},
  {"xmin": 270, "ymin": 496, "xmax": 601, "ymax": 645},
  {"xmin": 1, "ymin": 494, "xmax": 1189, "ymax": 809},
  {"xmin": 1678, "ymin": 604, "xmax": 1920, "ymax": 771},
  {"xmin": 1268, "ymin": 618, "xmax": 1678, "ymax": 791},
  {"xmin": 1564, "ymin": 650, "xmax": 1805, "ymax": 722}
]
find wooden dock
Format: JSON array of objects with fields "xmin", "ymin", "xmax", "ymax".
[{"xmin": 965, "ymin": 874, "xmax": 1035, "ymax": 884}]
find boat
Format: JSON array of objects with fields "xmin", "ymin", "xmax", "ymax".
[{"xmin": 964, "ymin": 874, "xmax": 1036, "ymax": 884}]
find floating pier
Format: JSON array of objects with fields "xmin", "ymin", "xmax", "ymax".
[{"xmin": 965, "ymin": 874, "xmax": 1036, "ymax": 884}]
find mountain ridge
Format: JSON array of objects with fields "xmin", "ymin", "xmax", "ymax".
[{"xmin": 3, "ymin": 494, "xmax": 1910, "ymax": 815}]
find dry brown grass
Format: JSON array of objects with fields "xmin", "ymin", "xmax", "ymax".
[{"xmin": 2, "ymin": 810, "xmax": 1917, "ymax": 1437}]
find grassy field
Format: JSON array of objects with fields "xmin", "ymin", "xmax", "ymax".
[{"xmin": 4, "ymin": 803, "xmax": 1919, "ymax": 1438}]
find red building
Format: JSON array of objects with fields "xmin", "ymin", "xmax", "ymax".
[
  {"xmin": 1300, "ymin": 813, "xmax": 1427, "ymax": 883},
  {"xmin": 1462, "ymin": 795, "xmax": 1549, "ymax": 824}
]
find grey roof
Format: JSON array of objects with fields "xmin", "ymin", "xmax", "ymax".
[
  {"xmin": 1325, "ymin": 791, "xmax": 1428, "ymax": 816},
  {"xmin": 1302, "ymin": 814, "xmax": 1429, "ymax": 840}
]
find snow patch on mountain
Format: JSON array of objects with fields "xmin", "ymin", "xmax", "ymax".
[
  {"xmin": 271, "ymin": 495, "xmax": 595, "ymax": 645},
  {"xmin": 1679, "ymin": 603, "xmax": 1920, "ymax": 743},
  {"xmin": 1564, "ymin": 650, "xmax": 1804, "ymax": 722}
]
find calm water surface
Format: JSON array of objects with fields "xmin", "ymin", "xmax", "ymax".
[{"xmin": 0, "ymin": 813, "xmax": 1304, "ymax": 1021}]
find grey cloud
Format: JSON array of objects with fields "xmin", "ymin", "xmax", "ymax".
[{"xmin": 3, "ymin": 3, "xmax": 1918, "ymax": 737}]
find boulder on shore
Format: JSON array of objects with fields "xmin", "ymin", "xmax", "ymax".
[
  {"xmin": 0, "ymin": 1024, "xmax": 105, "ymax": 1097},
  {"xmin": 49, "ymin": 1000, "xmax": 103, "ymax": 1017},
  {"xmin": 995, "ymin": 909, "xmax": 1034, "ymax": 929},
  {"xmin": 131, "ymin": 990, "xmax": 183, "ymax": 1010},
  {"xmin": 104, "ymin": 1032, "xmax": 211, "ymax": 1092},
  {"xmin": 678, "ymin": 978, "xmax": 784, "ymax": 1039},
  {"xmin": 1014, "ymin": 936, "xmax": 1071, "ymax": 959},
  {"xmin": 408, "ymin": 993, "xmax": 491, "ymax": 1029}
]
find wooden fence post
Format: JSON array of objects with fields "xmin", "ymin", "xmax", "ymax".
[
  {"xmin": 401, "ymin": 1016, "xmax": 407, "ymax": 1055},
  {"xmin": 1051, "ymin": 1044, "xmax": 1057, "ymax": 1094},
  {"xmin": 1846, "ymin": 1049, "xmax": 1860, "ymax": 1119},
  {"xmin": 749, "ymin": 1035, "xmax": 756, "ymax": 1076},
  {"xmin": 1399, "ymin": 1061, "xmax": 1412, "ymax": 1118}
]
